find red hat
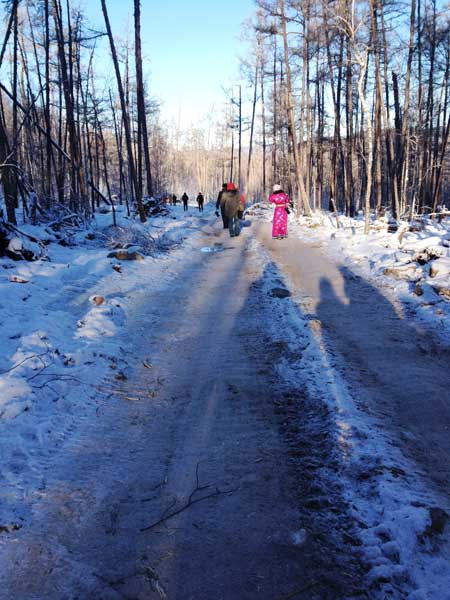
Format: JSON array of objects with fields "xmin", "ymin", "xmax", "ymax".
[{"xmin": 227, "ymin": 183, "xmax": 236, "ymax": 191}]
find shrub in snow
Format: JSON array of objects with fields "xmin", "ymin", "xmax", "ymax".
[{"xmin": 102, "ymin": 224, "xmax": 156, "ymax": 256}]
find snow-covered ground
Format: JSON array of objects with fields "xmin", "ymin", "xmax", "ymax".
[
  {"xmin": 261, "ymin": 256, "xmax": 450, "ymax": 599},
  {"xmin": 294, "ymin": 210, "xmax": 450, "ymax": 339},
  {"xmin": 1, "ymin": 201, "xmax": 450, "ymax": 598},
  {"xmin": 248, "ymin": 205, "xmax": 450, "ymax": 599},
  {"xmin": 0, "ymin": 203, "xmax": 208, "ymax": 531},
  {"xmin": 249, "ymin": 202, "xmax": 450, "ymax": 338}
]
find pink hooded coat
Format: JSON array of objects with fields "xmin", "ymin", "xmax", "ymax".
[{"xmin": 269, "ymin": 191, "xmax": 290, "ymax": 238}]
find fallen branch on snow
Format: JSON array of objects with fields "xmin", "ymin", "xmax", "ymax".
[
  {"xmin": 0, "ymin": 351, "xmax": 51, "ymax": 376},
  {"xmin": 140, "ymin": 463, "xmax": 237, "ymax": 532},
  {"xmin": 140, "ymin": 487, "xmax": 236, "ymax": 533}
]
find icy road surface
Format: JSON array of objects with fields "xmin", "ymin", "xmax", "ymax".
[{"xmin": 1, "ymin": 211, "xmax": 450, "ymax": 599}]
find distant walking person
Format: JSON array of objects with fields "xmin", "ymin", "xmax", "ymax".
[
  {"xmin": 269, "ymin": 184, "xmax": 290, "ymax": 239},
  {"xmin": 182, "ymin": 192, "xmax": 189, "ymax": 211},
  {"xmin": 221, "ymin": 183, "xmax": 242, "ymax": 238},
  {"xmin": 197, "ymin": 192, "xmax": 204, "ymax": 212},
  {"xmin": 215, "ymin": 183, "xmax": 228, "ymax": 228},
  {"xmin": 172, "ymin": 194, "xmax": 177, "ymax": 206}
]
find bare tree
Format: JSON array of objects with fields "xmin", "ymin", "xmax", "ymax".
[{"xmin": 100, "ymin": 0, "xmax": 146, "ymax": 222}]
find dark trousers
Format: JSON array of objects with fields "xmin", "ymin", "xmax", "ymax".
[
  {"xmin": 198, "ymin": 203, "xmax": 204, "ymax": 212},
  {"xmin": 183, "ymin": 202, "xmax": 188, "ymax": 211},
  {"xmin": 220, "ymin": 208, "xmax": 229, "ymax": 229},
  {"xmin": 229, "ymin": 215, "xmax": 240, "ymax": 237}
]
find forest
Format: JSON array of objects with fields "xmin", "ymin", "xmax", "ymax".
[
  {"xmin": 2, "ymin": 3, "xmax": 450, "ymax": 598},
  {"xmin": 0, "ymin": 0, "xmax": 449, "ymax": 237}
]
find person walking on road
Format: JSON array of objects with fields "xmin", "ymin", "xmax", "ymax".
[
  {"xmin": 221, "ymin": 183, "xmax": 242, "ymax": 238},
  {"xmin": 216, "ymin": 183, "xmax": 228, "ymax": 228},
  {"xmin": 197, "ymin": 192, "xmax": 204, "ymax": 212},
  {"xmin": 182, "ymin": 192, "xmax": 189, "ymax": 212},
  {"xmin": 269, "ymin": 184, "xmax": 291, "ymax": 239}
]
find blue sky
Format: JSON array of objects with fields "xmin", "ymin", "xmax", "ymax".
[{"xmin": 84, "ymin": 0, "xmax": 255, "ymax": 127}]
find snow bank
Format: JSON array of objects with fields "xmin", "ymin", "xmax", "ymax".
[
  {"xmin": 0, "ymin": 203, "xmax": 211, "ymax": 531},
  {"xmin": 249, "ymin": 216, "xmax": 450, "ymax": 599},
  {"xmin": 280, "ymin": 209, "xmax": 450, "ymax": 340}
]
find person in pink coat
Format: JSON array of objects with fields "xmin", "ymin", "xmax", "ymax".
[{"xmin": 269, "ymin": 184, "xmax": 290, "ymax": 239}]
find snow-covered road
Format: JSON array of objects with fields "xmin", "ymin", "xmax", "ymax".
[
  {"xmin": 257, "ymin": 222, "xmax": 450, "ymax": 492},
  {"xmin": 254, "ymin": 222, "xmax": 450, "ymax": 599},
  {"xmin": 1, "ymin": 208, "xmax": 450, "ymax": 599},
  {"xmin": 0, "ymin": 216, "xmax": 363, "ymax": 599}
]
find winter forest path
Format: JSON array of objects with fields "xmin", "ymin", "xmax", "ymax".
[
  {"xmin": 254, "ymin": 222, "xmax": 450, "ymax": 497},
  {"xmin": 1, "ymin": 216, "xmax": 362, "ymax": 600},
  {"xmin": 2, "ymin": 214, "xmax": 450, "ymax": 600}
]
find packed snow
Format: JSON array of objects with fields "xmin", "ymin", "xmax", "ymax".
[
  {"xmin": 1, "ymin": 200, "xmax": 450, "ymax": 598},
  {"xmin": 294, "ymin": 212, "xmax": 450, "ymax": 339},
  {"xmin": 248, "ymin": 205, "xmax": 450, "ymax": 599},
  {"xmin": 0, "ymin": 203, "xmax": 207, "ymax": 527}
]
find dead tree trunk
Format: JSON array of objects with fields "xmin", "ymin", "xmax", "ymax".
[
  {"xmin": 278, "ymin": 0, "xmax": 312, "ymax": 216},
  {"xmin": 134, "ymin": 0, "xmax": 153, "ymax": 198},
  {"xmin": 357, "ymin": 49, "xmax": 373, "ymax": 233},
  {"xmin": 101, "ymin": 0, "xmax": 146, "ymax": 222},
  {"xmin": 261, "ymin": 54, "xmax": 267, "ymax": 199},
  {"xmin": 247, "ymin": 63, "xmax": 258, "ymax": 187},
  {"xmin": 52, "ymin": 0, "xmax": 87, "ymax": 212}
]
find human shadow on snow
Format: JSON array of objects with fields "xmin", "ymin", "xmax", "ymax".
[
  {"xmin": 315, "ymin": 266, "xmax": 450, "ymax": 493},
  {"xmin": 7, "ymin": 235, "xmax": 450, "ymax": 600}
]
